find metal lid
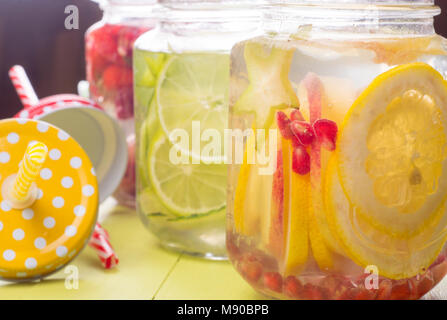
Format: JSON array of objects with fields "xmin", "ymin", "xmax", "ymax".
[
  {"xmin": 17, "ymin": 95, "xmax": 128, "ymax": 203},
  {"xmin": 0, "ymin": 119, "xmax": 98, "ymax": 281}
]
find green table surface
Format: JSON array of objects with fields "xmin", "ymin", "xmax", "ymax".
[
  {"xmin": 0, "ymin": 199, "xmax": 445, "ymax": 300},
  {"xmin": 0, "ymin": 199, "xmax": 265, "ymax": 300}
]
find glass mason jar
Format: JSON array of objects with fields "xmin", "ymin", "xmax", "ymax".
[
  {"xmin": 228, "ymin": 0, "xmax": 447, "ymax": 299},
  {"xmin": 134, "ymin": 0, "xmax": 261, "ymax": 259},
  {"xmin": 85, "ymin": 0, "xmax": 159, "ymax": 208}
]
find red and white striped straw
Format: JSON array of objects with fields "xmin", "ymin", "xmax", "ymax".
[
  {"xmin": 89, "ymin": 223, "xmax": 119, "ymax": 269},
  {"xmin": 9, "ymin": 65, "xmax": 39, "ymax": 109}
]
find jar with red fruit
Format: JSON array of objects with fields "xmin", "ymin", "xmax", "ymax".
[
  {"xmin": 228, "ymin": 0, "xmax": 447, "ymax": 299},
  {"xmin": 85, "ymin": 0, "xmax": 159, "ymax": 207}
]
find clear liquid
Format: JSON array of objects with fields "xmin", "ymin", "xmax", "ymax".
[
  {"xmin": 228, "ymin": 35, "xmax": 447, "ymax": 299},
  {"xmin": 134, "ymin": 49, "xmax": 229, "ymax": 259}
]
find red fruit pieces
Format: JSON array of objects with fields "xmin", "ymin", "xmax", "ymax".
[
  {"xmin": 276, "ymin": 111, "xmax": 293, "ymax": 140},
  {"xmin": 115, "ymin": 86, "xmax": 134, "ymax": 119},
  {"xmin": 292, "ymin": 145, "xmax": 310, "ymax": 175},
  {"xmin": 103, "ymin": 65, "xmax": 133, "ymax": 91},
  {"xmin": 87, "ymin": 24, "xmax": 121, "ymax": 63},
  {"xmin": 290, "ymin": 120, "xmax": 314, "ymax": 146},
  {"xmin": 290, "ymin": 109, "xmax": 305, "ymax": 122},
  {"xmin": 270, "ymin": 150, "xmax": 284, "ymax": 257},
  {"xmin": 264, "ymin": 272, "xmax": 283, "ymax": 292},
  {"xmin": 313, "ymin": 119, "xmax": 338, "ymax": 151},
  {"xmin": 241, "ymin": 260, "xmax": 263, "ymax": 284},
  {"xmin": 284, "ymin": 276, "xmax": 303, "ymax": 298},
  {"xmin": 303, "ymin": 283, "xmax": 324, "ymax": 300},
  {"xmin": 117, "ymin": 26, "xmax": 148, "ymax": 58},
  {"xmin": 389, "ymin": 281, "xmax": 412, "ymax": 300},
  {"xmin": 375, "ymin": 279, "xmax": 392, "ymax": 300},
  {"xmin": 354, "ymin": 288, "xmax": 377, "ymax": 300},
  {"xmin": 417, "ymin": 273, "xmax": 435, "ymax": 297}
]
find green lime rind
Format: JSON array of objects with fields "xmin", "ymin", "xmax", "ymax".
[
  {"xmin": 140, "ymin": 188, "xmax": 225, "ymax": 222},
  {"xmin": 147, "ymin": 132, "xmax": 227, "ymax": 217},
  {"xmin": 146, "ymin": 206, "xmax": 226, "ymax": 222}
]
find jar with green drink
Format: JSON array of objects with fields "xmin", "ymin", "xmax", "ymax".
[{"xmin": 134, "ymin": 0, "xmax": 261, "ymax": 259}]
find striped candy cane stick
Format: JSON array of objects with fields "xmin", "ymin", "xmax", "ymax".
[
  {"xmin": 9, "ymin": 141, "xmax": 48, "ymax": 208},
  {"xmin": 9, "ymin": 65, "xmax": 39, "ymax": 109},
  {"xmin": 89, "ymin": 223, "xmax": 119, "ymax": 269}
]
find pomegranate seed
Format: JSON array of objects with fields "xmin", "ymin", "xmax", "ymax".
[
  {"xmin": 264, "ymin": 272, "xmax": 283, "ymax": 292},
  {"xmin": 320, "ymin": 274, "xmax": 345, "ymax": 299},
  {"xmin": 276, "ymin": 111, "xmax": 293, "ymax": 139},
  {"xmin": 313, "ymin": 119, "xmax": 338, "ymax": 151},
  {"xmin": 390, "ymin": 281, "xmax": 411, "ymax": 300},
  {"xmin": 292, "ymin": 145, "xmax": 310, "ymax": 175},
  {"xmin": 303, "ymin": 283, "xmax": 323, "ymax": 300},
  {"xmin": 417, "ymin": 273, "xmax": 435, "ymax": 297},
  {"xmin": 290, "ymin": 109, "xmax": 305, "ymax": 121},
  {"xmin": 241, "ymin": 260, "xmax": 262, "ymax": 283},
  {"xmin": 376, "ymin": 279, "xmax": 392, "ymax": 300},
  {"xmin": 290, "ymin": 120, "xmax": 315, "ymax": 146},
  {"xmin": 354, "ymin": 288, "xmax": 377, "ymax": 300},
  {"xmin": 284, "ymin": 276, "xmax": 303, "ymax": 298}
]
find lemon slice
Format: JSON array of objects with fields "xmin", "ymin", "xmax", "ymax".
[
  {"xmin": 234, "ymin": 130, "xmax": 256, "ymax": 234},
  {"xmin": 148, "ymin": 134, "xmax": 226, "ymax": 216},
  {"xmin": 157, "ymin": 54, "xmax": 229, "ymax": 163},
  {"xmin": 282, "ymin": 139, "xmax": 309, "ymax": 275},
  {"xmin": 337, "ymin": 63, "xmax": 447, "ymax": 237},
  {"xmin": 331, "ymin": 63, "xmax": 447, "ymax": 278},
  {"xmin": 233, "ymin": 42, "xmax": 299, "ymax": 128},
  {"xmin": 324, "ymin": 155, "xmax": 447, "ymax": 279}
]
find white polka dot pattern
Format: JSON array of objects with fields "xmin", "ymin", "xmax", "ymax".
[{"xmin": 0, "ymin": 119, "xmax": 98, "ymax": 280}]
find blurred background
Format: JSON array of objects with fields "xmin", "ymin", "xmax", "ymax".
[{"xmin": 0, "ymin": 0, "xmax": 446, "ymax": 118}]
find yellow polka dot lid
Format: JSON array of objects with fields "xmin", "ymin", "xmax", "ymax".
[{"xmin": 0, "ymin": 118, "xmax": 98, "ymax": 280}]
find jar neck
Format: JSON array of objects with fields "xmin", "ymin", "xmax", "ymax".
[
  {"xmin": 101, "ymin": 2, "xmax": 159, "ymax": 23},
  {"xmin": 263, "ymin": 3, "xmax": 440, "ymax": 39},
  {"xmin": 160, "ymin": 2, "xmax": 260, "ymax": 35}
]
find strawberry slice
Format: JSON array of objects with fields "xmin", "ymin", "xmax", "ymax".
[
  {"xmin": 303, "ymin": 72, "xmax": 334, "ymax": 271},
  {"xmin": 290, "ymin": 120, "xmax": 315, "ymax": 146},
  {"xmin": 269, "ymin": 149, "xmax": 284, "ymax": 258},
  {"xmin": 313, "ymin": 119, "xmax": 338, "ymax": 151},
  {"xmin": 276, "ymin": 111, "xmax": 294, "ymax": 139},
  {"xmin": 103, "ymin": 65, "xmax": 133, "ymax": 91}
]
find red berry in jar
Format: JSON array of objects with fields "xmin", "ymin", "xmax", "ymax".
[
  {"xmin": 263, "ymin": 272, "xmax": 283, "ymax": 293},
  {"xmin": 85, "ymin": 1, "xmax": 157, "ymax": 208},
  {"xmin": 102, "ymin": 65, "xmax": 134, "ymax": 91}
]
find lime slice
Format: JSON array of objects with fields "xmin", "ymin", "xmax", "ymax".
[
  {"xmin": 156, "ymin": 54, "xmax": 229, "ymax": 163},
  {"xmin": 148, "ymin": 133, "xmax": 227, "ymax": 216}
]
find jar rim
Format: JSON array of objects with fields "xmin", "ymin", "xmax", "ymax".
[
  {"xmin": 266, "ymin": 0, "xmax": 434, "ymax": 5},
  {"xmin": 160, "ymin": 0, "xmax": 263, "ymax": 22},
  {"xmin": 93, "ymin": 0, "xmax": 158, "ymax": 7}
]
